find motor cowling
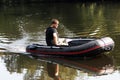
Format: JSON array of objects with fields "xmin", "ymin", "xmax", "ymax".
[{"xmin": 97, "ymin": 37, "xmax": 115, "ymax": 51}]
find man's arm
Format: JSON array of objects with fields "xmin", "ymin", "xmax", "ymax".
[{"xmin": 53, "ymin": 33, "xmax": 58, "ymax": 45}]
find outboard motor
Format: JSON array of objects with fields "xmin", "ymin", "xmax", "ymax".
[{"xmin": 97, "ymin": 37, "xmax": 115, "ymax": 51}]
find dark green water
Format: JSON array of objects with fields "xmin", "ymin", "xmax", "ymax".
[{"xmin": 0, "ymin": 2, "xmax": 120, "ymax": 80}]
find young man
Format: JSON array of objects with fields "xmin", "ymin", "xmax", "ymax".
[{"xmin": 45, "ymin": 19, "xmax": 59, "ymax": 46}]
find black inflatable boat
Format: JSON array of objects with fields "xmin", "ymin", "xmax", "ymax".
[{"xmin": 26, "ymin": 37, "xmax": 114, "ymax": 57}]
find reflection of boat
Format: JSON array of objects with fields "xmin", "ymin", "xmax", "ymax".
[
  {"xmin": 26, "ymin": 37, "xmax": 114, "ymax": 57},
  {"xmin": 31, "ymin": 54, "xmax": 114, "ymax": 75}
]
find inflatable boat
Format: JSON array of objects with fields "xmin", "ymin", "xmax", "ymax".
[{"xmin": 26, "ymin": 37, "xmax": 114, "ymax": 57}]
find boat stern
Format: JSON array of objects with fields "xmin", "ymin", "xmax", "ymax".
[{"xmin": 97, "ymin": 37, "xmax": 115, "ymax": 51}]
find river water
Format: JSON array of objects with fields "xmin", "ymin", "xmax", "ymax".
[{"xmin": 0, "ymin": 2, "xmax": 120, "ymax": 80}]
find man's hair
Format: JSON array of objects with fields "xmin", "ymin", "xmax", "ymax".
[{"xmin": 51, "ymin": 19, "xmax": 59, "ymax": 24}]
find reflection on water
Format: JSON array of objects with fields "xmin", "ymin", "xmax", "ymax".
[
  {"xmin": 33, "ymin": 54, "xmax": 115, "ymax": 76},
  {"xmin": 0, "ymin": 2, "xmax": 120, "ymax": 80},
  {"xmin": 0, "ymin": 53, "xmax": 119, "ymax": 80},
  {"xmin": 47, "ymin": 63, "xmax": 60, "ymax": 80}
]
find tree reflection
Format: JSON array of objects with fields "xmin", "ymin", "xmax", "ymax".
[
  {"xmin": 1, "ymin": 53, "xmax": 43, "ymax": 80},
  {"xmin": 0, "ymin": 53, "xmax": 77, "ymax": 80},
  {"xmin": 0, "ymin": 3, "xmax": 120, "ymax": 39},
  {"xmin": 0, "ymin": 52, "xmax": 115, "ymax": 80}
]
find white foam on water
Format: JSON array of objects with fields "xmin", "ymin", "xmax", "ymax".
[
  {"xmin": 0, "ymin": 35, "xmax": 29, "ymax": 54},
  {"xmin": 0, "ymin": 20, "xmax": 30, "ymax": 54},
  {"xmin": 6, "ymin": 37, "xmax": 28, "ymax": 53}
]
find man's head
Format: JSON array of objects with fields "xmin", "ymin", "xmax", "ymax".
[{"xmin": 51, "ymin": 19, "xmax": 59, "ymax": 28}]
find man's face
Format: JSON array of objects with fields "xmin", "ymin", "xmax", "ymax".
[{"xmin": 54, "ymin": 21, "xmax": 59, "ymax": 28}]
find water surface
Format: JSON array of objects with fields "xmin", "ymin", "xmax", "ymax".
[{"xmin": 0, "ymin": 2, "xmax": 120, "ymax": 80}]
